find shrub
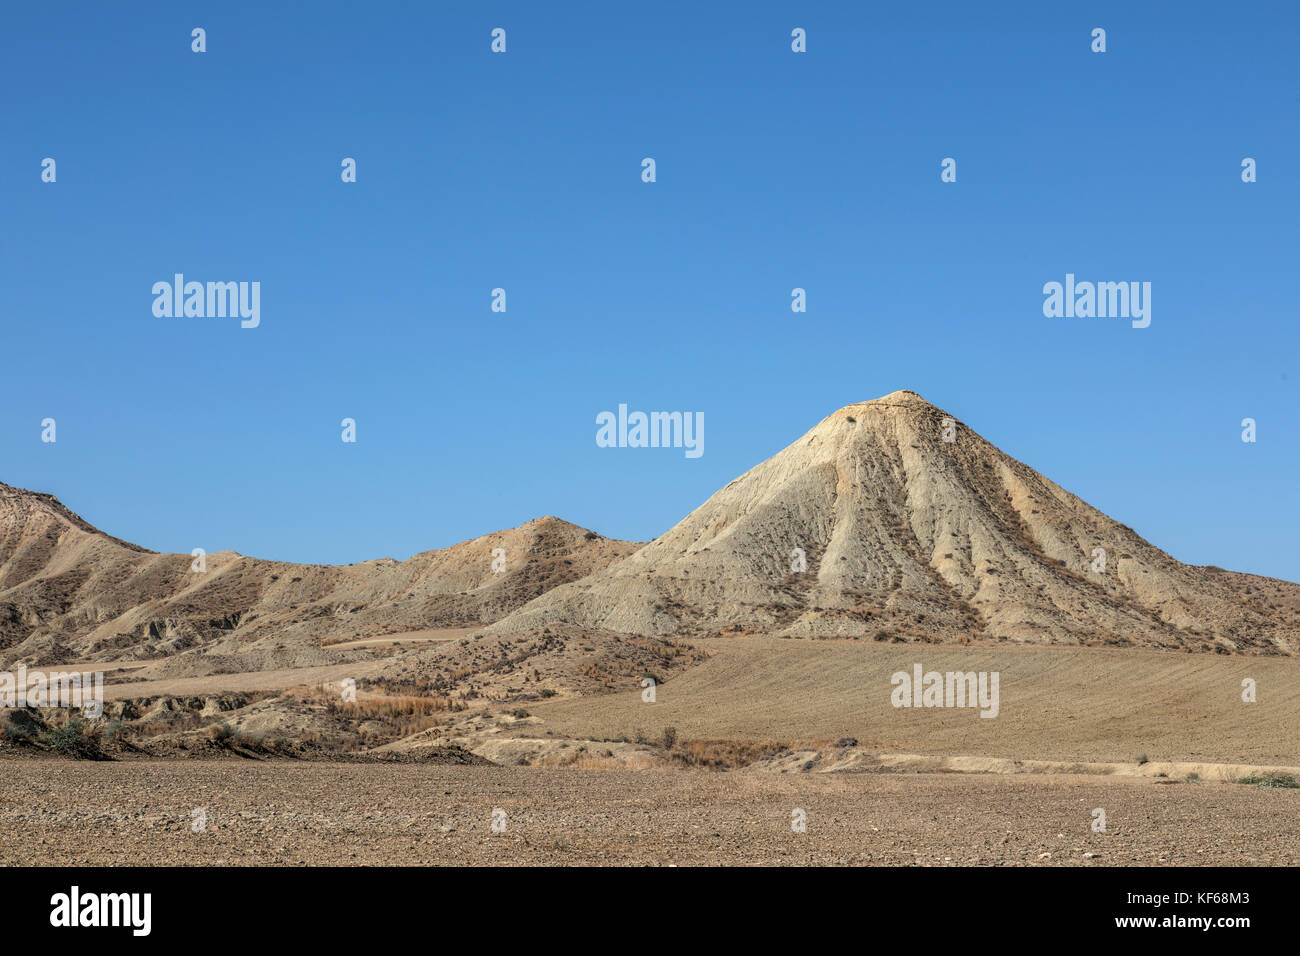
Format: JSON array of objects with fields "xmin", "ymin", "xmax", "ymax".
[
  {"xmin": 1237, "ymin": 773, "xmax": 1300, "ymax": 789},
  {"xmin": 328, "ymin": 696, "xmax": 450, "ymax": 719},
  {"xmin": 37, "ymin": 718, "xmax": 104, "ymax": 758},
  {"xmin": 3, "ymin": 712, "xmax": 36, "ymax": 743},
  {"xmin": 1136, "ymin": 753, "xmax": 1149, "ymax": 765},
  {"xmin": 669, "ymin": 739, "xmax": 793, "ymax": 770},
  {"xmin": 661, "ymin": 726, "xmax": 678, "ymax": 750}
]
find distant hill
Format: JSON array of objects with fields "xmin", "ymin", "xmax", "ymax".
[
  {"xmin": 486, "ymin": 391, "xmax": 1299, "ymax": 655},
  {"xmin": 0, "ymin": 481, "xmax": 637, "ymax": 667}
]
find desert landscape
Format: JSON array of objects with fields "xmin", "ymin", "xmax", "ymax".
[{"xmin": 3, "ymin": 391, "xmax": 1298, "ymax": 866}]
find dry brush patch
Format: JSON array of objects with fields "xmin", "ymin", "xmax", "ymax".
[{"xmin": 666, "ymin": 738, "xmax": 811, "ymax": 770}]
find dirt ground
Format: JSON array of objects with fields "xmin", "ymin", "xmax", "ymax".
[
  {"xmin": 529, "ymin": 638, "xmax": 1300, "ymax": 766},
  {"xmin": 2, "ymin": 761, "xmax": 1296, "ymax": 866}
]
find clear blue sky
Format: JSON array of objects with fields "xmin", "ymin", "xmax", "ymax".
[{"xmin": 2, "ymin": 1, "xmax": 1297, "ymax": 581}]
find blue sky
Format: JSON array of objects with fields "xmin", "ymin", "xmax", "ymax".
[{"xmin": 2, "ymin": 1, "xmax": 1297, "ymax": 580}]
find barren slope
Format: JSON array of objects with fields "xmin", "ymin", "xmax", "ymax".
[
  {"xmin": 0, "ymin": 482, "xmax": 637, "ymax": 669},
  {"xmin": 525, "ymin": 637, "xmax": 1300, "ymax": 766},
  {"xmin": 489, "ymin": 391, "xmax": 1300, "ymax": 654}
]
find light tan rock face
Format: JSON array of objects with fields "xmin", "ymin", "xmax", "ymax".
[
  {"xmin": 0, "ymin": 482, "xmax": 637, "ymax": 665},
  {"xmin": 489, "ymin": 391, "xmax": 1299, "ymax": 654},
  {"xmin": 3, "ymin": 390, "xmax": 1296, "ymax": 664}
]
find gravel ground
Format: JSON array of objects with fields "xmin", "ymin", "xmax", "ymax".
[{"xmin": 2, "ymin": 761, "xmax": 1297, "ymax": 866}]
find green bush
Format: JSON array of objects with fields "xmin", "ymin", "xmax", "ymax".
[
  {"xmin": 37, "ymin": 718, "xmax": 104, "ymax": 758},
  {"xmin": 1237, "ymin": 773, "xmax": 1300, "ymax": 789}
]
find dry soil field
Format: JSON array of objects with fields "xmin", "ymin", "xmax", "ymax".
[
  {"xmin": 526, "ymin": 638, "xmax": 1300, "ymax": 767},
  {"xmin": 3, "ymin": 761, "xmax": 1297, "ymax": 866}
]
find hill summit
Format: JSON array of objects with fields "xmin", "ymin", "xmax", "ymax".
[{"xmin": 487, "ymin": 391, "xmax": 1298, "ymax": 653}]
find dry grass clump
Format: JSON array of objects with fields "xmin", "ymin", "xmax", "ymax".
[
  {"xmin": 327, "ymin": 696, "xmax": 451, "ymax": 719},
  {"xmin": 547, "ymin": 749, "xmax": 627, "ymax": 770},
  {"xmin": 669, "ymin": 739, "xmax": 795, "ymax": 770},
  {"xmin": 324, "ymin": 695, "xmax": 454, "ymax": 746}
]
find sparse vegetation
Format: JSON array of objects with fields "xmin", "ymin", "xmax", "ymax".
[
  {"xmin": 1236, "ymin": 772, "xmax": 1300, "ymax": 789},
  {"xmin": 328, "ymin": 696, "xmax": 451, "ymax": 719},
  {"xmin": 668, "ymin": 738, "xmax": 793, "ymax": 770},
  {"xmin": 37, "ymin": 717, "xmax": 106, "ymax": 759},
  {"xmin": 3, "ymin": 715, "xmax": 35, "ymax": 742},
  {"xmin": 206, "ymin": 721, "xmax": 277, "ymax": 752}
]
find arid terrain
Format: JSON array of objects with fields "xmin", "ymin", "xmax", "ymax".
[
  {"xmin": 3, "ymin": 762, "xmax": 1297, "ymax": 867},
  {"xmin": 4, "ymin": 391, "xmax": 1299, "ymax": 865}
]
